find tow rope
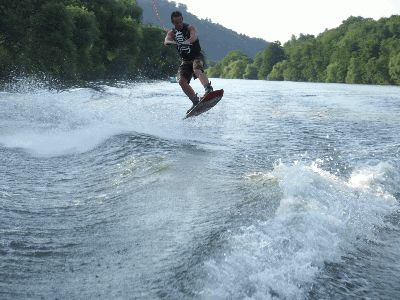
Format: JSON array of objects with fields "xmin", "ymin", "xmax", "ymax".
[{"xmin": 151, "ymin": 0, "xmax": 167, "ymax": 31}]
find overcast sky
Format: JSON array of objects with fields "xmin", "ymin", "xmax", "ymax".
[{"xmin": 173, "ymin": 0, "xmax": 400, "ymax": 42}]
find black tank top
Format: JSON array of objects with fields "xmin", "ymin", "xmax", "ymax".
[{"xmin": 173, "ymin": 23, "xmax": 202, "ymax": 60}]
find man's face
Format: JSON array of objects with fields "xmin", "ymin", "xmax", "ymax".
[{"xmin": 172, "ymin": 16, "xmax": 184, "ymax": 30}]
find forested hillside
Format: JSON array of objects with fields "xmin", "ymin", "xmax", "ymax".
[
  {"xmin": 207, "ymin": 16, "xmax": 400, "ymax": 85},
  {"xmin": 136, "ymin": 0, "xmax": 268, "ymax": 61},
  {"xmin": 0, "ymin": 0, "xmax": 179, "ymax": 82}
]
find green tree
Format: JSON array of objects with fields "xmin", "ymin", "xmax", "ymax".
[
  {"xmin": 268, "ymin": 60, "xmax": 287, "ymax": 81},
  {"xmin": 82, "ymin": 0, "xmax": 142, "ymax": 78},
  {"xmin": 206, "ymin": 50, "xmax": 251, "ymax": 79},
  {"xmin": 389, "ymin": 53, "xmax": 400, "ymax": 84},
  {"xmin": 67, "ymin": 5, "xmax": 101, "ymax": 79},
  {"xmin": 243, "ymin": 64, "xmax": 258, "ymax": 79},
  {"xmin": 257, "ymin": 41, "xmax": 286, "ymax": 79},
  {"xmin": 326, "ymin": 62, "xmax": 344, "ymax": 83},
  {"xmin": 0, "ymin": 34, "xmax": 12, "ymax": 78},
  {"xmin": 243, "ymin": 51, "xmax": 263, "ymax": 79},
  {"xmin": 346, "ymin": 57, "xmax": 363, "ymax": 83},
  {"xmin": 380, "ymin": 37, "xmax": 400, "ymax": 84},
  {"xmin": 138, "ymin": 26, "xmax": 179, "ymax": 78},
  {"xmin": 0, "ymin": 0, "xmax": 49, "ymax": 76},
  {"xmin": 30, "ymin": 2, "xmax": 77, "ymax": 79},
  {"xmin": 225, "ymin": 59, "xmax": 249, "ymax": 78},
  {"xmin": 206, "ymin": 63, "xmax": 223, "ymax": 78},
  {"xmin": 281, "ymin": 34, "xmax": 317, "ymax": 81}
]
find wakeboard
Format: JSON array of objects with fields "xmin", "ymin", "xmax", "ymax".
[{"xmin": 184, "ymin": 89, "xmax": 224, "ymax": 119}]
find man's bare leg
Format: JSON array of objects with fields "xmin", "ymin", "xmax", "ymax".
[
  {"xmin": 194, "ymin": 69, "xmax": 209, "ymax": 87},
  {"xmin": 193, "ymin": 69, "xmax": 213, "ymax": 96},
  {"xmin": 179, "ymin": 78, "xmax": 196, "ymax": 100},
  {"xmin": 179, "ymin": 78, "xmax": 200, "ymax": 113}
]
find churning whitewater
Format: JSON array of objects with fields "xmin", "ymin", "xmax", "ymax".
[{"xmin": 1, "ymin": 79, "xmax": 399, "ymax": 299}]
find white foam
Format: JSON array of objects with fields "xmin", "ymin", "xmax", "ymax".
[
  {"xmin": 0, "ymin": 124, "xmax": 126, "ymax": 157},
  {"xmin": 348, "ymin": 162, "xmax": 395, "ymax": 197},
  {"xmin": 0, "ymin": 82, "xmax": 183, "ymax": 156},
  {"xmin": 197, "ymin": 161, "xmax": 398, "ymax": 299}
]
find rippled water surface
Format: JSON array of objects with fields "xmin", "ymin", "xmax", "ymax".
[{"xmin": 1, "ymin": 79, "xmax": 399, "ymax": 299}]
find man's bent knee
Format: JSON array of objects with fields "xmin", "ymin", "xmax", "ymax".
[
  {"xmin": 193, "ymin": 59, "xmax": 204, "ymax": 70},
  {"xmin": 193, "ymin": 68, "xmax": 203, "ymax": 77}
]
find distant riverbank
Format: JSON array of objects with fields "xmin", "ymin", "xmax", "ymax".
[{"xmin": 207, "ymin": 16, "xmax": 400, "ymax": 86}]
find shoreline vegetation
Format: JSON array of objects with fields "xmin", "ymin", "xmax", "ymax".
[
  {"xmin": 207, "ymin": 16, "xmax": 400, "ymax": 86},
  {"xmin": 0, "ymin": 0, "xmax": 180, "ymax": 86},
  {"xmin": 1, "ymin": 1, "xmax": 399, "ymax": 87}
]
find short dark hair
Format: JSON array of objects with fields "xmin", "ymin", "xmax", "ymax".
[{"xmin": 171, "ymin": 11, "xmax": 182, "ymax": 22}]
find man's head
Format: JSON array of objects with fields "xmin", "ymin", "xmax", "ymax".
[{"xmin": 171, "ymin": 11, "xmax": 184, "ymax": 30}]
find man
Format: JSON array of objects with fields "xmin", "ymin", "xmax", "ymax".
[{"xmin": 164, "ymin": 11, "xmax": 213, "ymax": 112}]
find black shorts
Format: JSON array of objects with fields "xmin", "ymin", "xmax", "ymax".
[{"xmin": 177, "ymin": 57, "xmax": 204, "ymax": 83}]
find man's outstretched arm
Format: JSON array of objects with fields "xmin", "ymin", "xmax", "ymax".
[
  {"xmin": 164, "ymin": 30, "xmax": 176, "ymax": 46},
  {"xmin": 186, "ymin": 25, "xmax": 198, "ymax": 44}
]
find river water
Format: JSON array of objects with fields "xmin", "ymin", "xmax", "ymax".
[{"xmin": 1, "ymin": 78, "xmax": 399, "ymax": 299}]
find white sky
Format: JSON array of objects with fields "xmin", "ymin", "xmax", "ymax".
[{"xmin": 173, "ymin": 0, "xmax": 400, "ymax": 42}]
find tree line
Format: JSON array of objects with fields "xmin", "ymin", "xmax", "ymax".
[
  {"xmin": 207, "ymin": 16, "xmax": 400, "ymax": 85},
  {"xmin": 136, "ymin": 0, "xmax": 268, "ymax": 61},
  {"xmin": 0, "ymin": 0, "xmax": 179, "ymax": 82}
]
